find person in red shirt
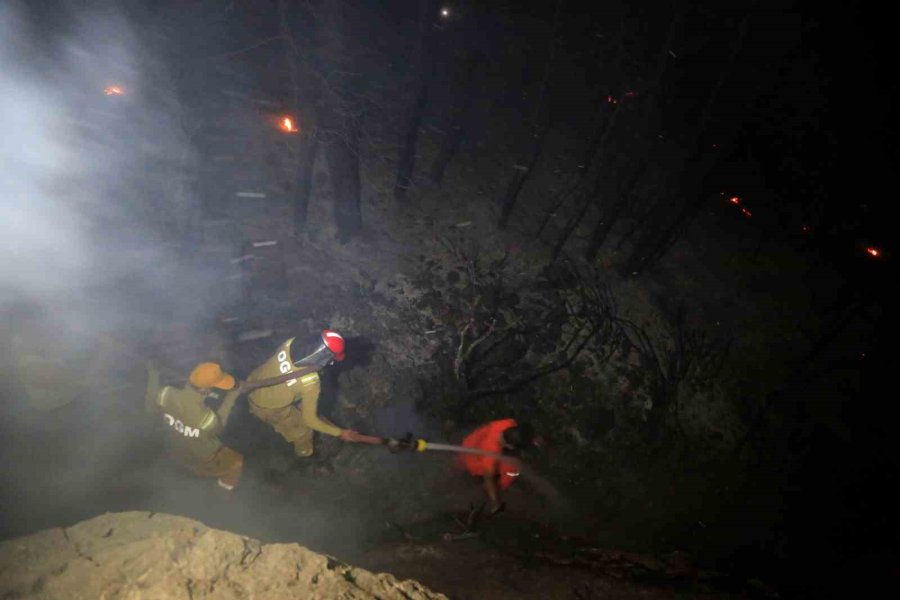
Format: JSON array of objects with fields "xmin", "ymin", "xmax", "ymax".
[{"xmin": 458, "ymin": 419, "xmax": 536, "ymax": 514}]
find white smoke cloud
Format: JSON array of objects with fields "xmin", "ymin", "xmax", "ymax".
[
  {"xmin": 0, "ymin": 0, "xmax": 205, "ymax": 328},
  {"xmin": 0, "ymin": 3, "xmax": 91, "ymax": 300}
]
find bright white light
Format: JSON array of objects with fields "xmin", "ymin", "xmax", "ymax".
[{"xmin": 440, "ymin": 7, "xmax": 450, "ymax": 18}]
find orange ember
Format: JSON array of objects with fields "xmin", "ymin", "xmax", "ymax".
[
  {"xmin": 729, "ymin": 196, "xmax": 740, "ymax": 205},
  {"xmin": 740, "ymin": 207, "xmax": 752, "ymax": 218},
  {"xmin": 104, "ymin": 85, "xmax": 124, "ymax": 96},
  {"xmin": 280, "ymin": 117, "xmax": 297, "ymax": 132},
  {"xmin": 866, "ymin": 247, "xmax": 880, "ymax": 257}
]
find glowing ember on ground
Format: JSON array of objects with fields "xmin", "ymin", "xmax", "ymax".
[
  {"xmin": 865, "ymin": 247, "xmax": 880, "ymax": 257},
  {"xmin": 104, "ymin": 85, "xmax": 124, "ymax": 96},
  {"xmin": 801, "ymin": 224, "xmax": 810, "ymax": 232},
  {"xmin": 729, "ymin": 196, "xmax": 740, "ymax": 205},
  {"xmin": 280, "ymin": 117, "xmax": 297, "ymax": 132},
  {"xmin": 740, "ymin": 207, "xmax": 752, "ymax": 217}
]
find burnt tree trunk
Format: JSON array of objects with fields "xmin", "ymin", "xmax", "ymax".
[
  {"xmin": 548, "ymin": 93, "xmax": 627, "ymax": 259},
  {"xmin": 318, "ymin": 0, "xmax": 361, "ymax": 240},
  {"xmin": 330, "ymin": 117, "xmax": 361, "ymax": 242},
  {"xmin": 394, "ymin": 0, "xmax": 437, "ymax": 200},
  {"xmin": 278, "ymin": 0, "xmax": 318, "ymax": 234},
  {"xmin": 497, "ymin": 0, "xmax": 562, "ymax": 229},
  {"xmin": 550, "ymin": 172, "xmax": 603, "ymax": 261},
  {"xmin": 622, "ymin": 12, "xmax": 751, "ymax": 276},
  {"xmin": 536, "ymin": 101, "xmax": 615, "ymax": 237},
  {"xmin": 586, "ymin": 158, "xmax": 648, "ymax": 259},
  {"xmin": 429, "ymin": 51, "xmax": 478, "ymax": 185},
  {"xmin": 292, "ymin": 133, "xmax": 318, "ymax": 232},
  {"xmin": 536, "ymin": 14, "xmax": 625, "ymax": 238}
]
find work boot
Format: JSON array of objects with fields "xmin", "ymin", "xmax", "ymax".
[{"xmin": 215, "ymin": 478, "xmax": 237, "ymax": 500}]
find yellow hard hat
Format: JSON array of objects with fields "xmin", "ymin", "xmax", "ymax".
[{"xmin": 189, "ymin": 362, "xmax": 236, "ymax": 390}]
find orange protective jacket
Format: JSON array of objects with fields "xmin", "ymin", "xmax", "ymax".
[{"xmin": 459, "ymin": 418, "xmax": 520, "ymax": 490}]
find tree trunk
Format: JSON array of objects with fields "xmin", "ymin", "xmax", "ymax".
[
  {"xmin": 429, "ymin": 52, "xmax": 478, "ymax": 185},
  {"xmin": 586, "ymin": 158, "xmax": 648, "ymax": 259},
  {"xmin": 622, "ymin": 12, "xmax": 750, "ymax": 276},
  {"xmin": 292, "ymin": 133, "xmax": 318, "ymax": 233},
  {"xmin": 496, "ymin": 127, "xmax": 549, "ymax": 229},
  {"xmin": 536, "ymin": 12, "xmax": 625, "ymax": 237},
  {"xmin": 278, "ymin": 0, "xmax": 318, "ymax": 235},
  {"xmin": 394, "ymin": 0, "xmax": 437, "ymax": 200},
  {"xmin": 330, "ymin": 116, "xmax": 361, "ymax": 242},
  {"xmin": 548, "ymin": 92, "xmax": 625, "ymax": 258},
  {"xmin": 536, "ymin": 105, "xmax": 613, "ymax": 237},
  {"xmin": 550, "ymin": 172, "xmax": 602, "ymax": 261},
  {"xmin": 318, "ymin": 0, "xmax": 361, "ymax": 240},
  {"xmin": 497, "ymin": 0, "xmax": 562, "ymax": 229}
]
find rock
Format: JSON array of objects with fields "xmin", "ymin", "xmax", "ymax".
[{"xmin": 0, "ymin": 511, "xmax": 447, "ymax": 600}]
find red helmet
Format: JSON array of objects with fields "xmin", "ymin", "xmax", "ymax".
[
  {"xmin": 321, "ymin": 329, "xmax": 345, "ymax": 361},
  {"xmin": 292, "ymin": 329, "xmax": 346, "ymax": 368}
]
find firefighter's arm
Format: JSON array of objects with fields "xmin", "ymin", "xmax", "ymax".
[{"xmin": 297, "ymin": 373, "xmax": 343, "ymax": 437}]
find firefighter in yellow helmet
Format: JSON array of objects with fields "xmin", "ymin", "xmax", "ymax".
[
  {"xmin": 246, "ymin": 329, "xmax": 368, "ymax": 458},
  {"xmin": 145, "ymin": 362, "xmax": 244, "ymax": 491}
]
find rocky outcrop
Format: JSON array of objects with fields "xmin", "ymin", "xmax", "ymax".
[{"xmin": 0, "ymin": 511, "xmax": 447, "ymax": 599}]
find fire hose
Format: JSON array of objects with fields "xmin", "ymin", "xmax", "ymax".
[
  {"xmin": 377, "ymin": 433, "xmax": 522, "ymax": 467},
  {"xmin": 212, "ymin": 371, "xmax": 521, "ymax": 464}
]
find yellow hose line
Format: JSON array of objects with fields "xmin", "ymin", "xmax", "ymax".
[{"xmin": 416, "ymin": 439, "xmax": 427, "ymax": 452}]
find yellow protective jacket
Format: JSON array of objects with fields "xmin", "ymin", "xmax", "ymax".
[
  {"xmin": 246, "ymin": 337, "xmax": 342, "ymax": 437},
  {"xmin": 145, "ymin": 368, "xmax": 240, "ymax": 465}
]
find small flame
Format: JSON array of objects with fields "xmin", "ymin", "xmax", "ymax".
[
  {"xmin": 729, "ymin": 196, "xmax": 740, "ymax": 205},
  {"xmin": 740, "ymin": 207, "xmax": 752, "ymax": 218},
  {"xmin": 280, "ymin": 117, "xmax": 297, "ymax": 133},
  {"xmin": 607, "ymin": 95, "xmax": 617, "ymax": 104},
  {"xmin": 104, "ymin": 85, "xmax": 124, "ymax": 96},
  {"xmin": 801, "ymin": 224, "xmax": 810, "ymax": 233},
  {"xmin": 865, "ymin": 247, "xmax": 880, "ymax": 257}
]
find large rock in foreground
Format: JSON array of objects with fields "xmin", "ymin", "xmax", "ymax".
[{"xmin": 0, "ymin": 511, "xmax": 447, "ymax": 599}]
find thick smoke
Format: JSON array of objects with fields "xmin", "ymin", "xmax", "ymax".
[
  {"xmin": 0, "ymin": 1, "xmax": 379, "ymax": 555},
  {"xmin": 1, "ymin": 1, "xmax": 205, "ymax": 330},
  {"xmin": 0, "ymin": 0, "xmax": 221, "ymax": 537}
]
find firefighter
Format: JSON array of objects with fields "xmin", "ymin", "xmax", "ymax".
[
  {"xmin": 145, "ymin": 362, "xmax": 244, "ymax": 492},
  {"xmin": 458, "ymin": 419, "xmax": 538, "ymax": 514},
  {"xmin": 245, "ymin": 329, "xmax": 372, "ymax": 459}
]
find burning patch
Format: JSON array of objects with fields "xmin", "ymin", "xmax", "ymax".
[{"xmin": 280, "ymin": 117, "xmax": 297, "ymax": 133}]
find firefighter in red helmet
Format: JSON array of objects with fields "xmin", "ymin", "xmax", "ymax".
[{"xmin": 245, "ymin": 329, "xmax": 368, "ymax": 458}]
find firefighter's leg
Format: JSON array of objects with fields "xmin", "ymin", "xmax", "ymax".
[
  {"xmin": 212, "ymin": 447, "xmax": 244, "ymax": 491},
  {"xmin": 187, "ymin": 446, "xmax": 244, "ymax": 490},
  {"xmin": 250, "ymin": 403, "xmax": 315, "ymax": 458}
]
